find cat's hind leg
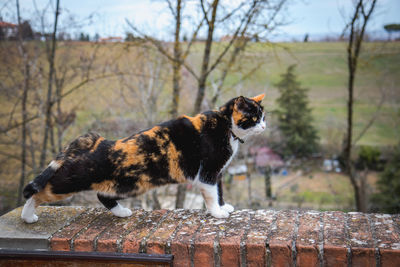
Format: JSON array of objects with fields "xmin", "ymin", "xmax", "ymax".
[
  {"xmin": 97, "ymin": 193, "xmax": 132, "ymax": 218},
  {"xmin": 21, "ymin": 184, "xmax": 72, "ymax": 223},
  {"xmin": 21, "ymin": 197, "xmax": 38, "ymax": 223}
]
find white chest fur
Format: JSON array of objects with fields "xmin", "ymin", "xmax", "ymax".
[{"xmin": 221, "ymin": 135, "xmax": 239, "ymax": 173}]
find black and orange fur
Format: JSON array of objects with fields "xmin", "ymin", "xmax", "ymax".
[{"xmin": 22, "ymin": 95, "xmax": 266, "ymax": 222}]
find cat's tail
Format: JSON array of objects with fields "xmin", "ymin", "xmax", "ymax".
[{"xmin": 23, "ymin": 160, "xmax": 62, "ymax": 199}]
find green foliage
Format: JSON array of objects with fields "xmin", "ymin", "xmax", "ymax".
[
  {"xmin": 355, "ymin": 145, "xmax": 382, "ymax": 171},
  {"xmin": 79, "ymin": 32, "xmax": 90, "ymax": 41},
  {"xmin": 371, "ymin": 144, "xmax": 400, "ymax": 213},
  {"xmin": 19, "ymin": 21, "xmax": 34, "ymax": 40},
  {"xmin": 274, "ymin": 65, "xmax": 319, "ymax": 158},
  {"xmin": 125, "ymin": 33, "xmax": 135, "ymax": 42},
  {"xmin": 384, "ymin": 24, "xmax": 400, "ymax": 33}
]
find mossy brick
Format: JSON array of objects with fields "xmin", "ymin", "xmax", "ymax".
[
  {"xmin": 169, "ymin": 210, "xmax": 203, "ymax": 267},
  {"xmin": 1, "ymin": 206, "xmax": 400, "ymax": 266},
  {"xmin": 246, "ymin": 209, "xmax": 275, "ymax": 267},
  {"xmin": 122, "ymin": 209, "xmax": 168, "ymax": 253},
  {"xmin": 323, "ymin": 211, "xmax": 347, "ymax": 267},
  {"xmin": 296, "ymin": 211, "xmax": 321, "ymax": 267},
  {"xmin": 73, "ymin": 211, "xmax": 115, "ymax": 252},
  {"xmin": 268, "ymin": 210, "xmax": 297, "ymax": 267},
  {"xmin": 96, "ymin": 208, "xmax": 147, "ymax": 252},
  {"xmin": 146, "ymin": 209, "xmax": 190, "ymax": 254},
  {"xmin": 379, "ymin": 214, "xmax": 400, "ymax": 267},
  {"xmin": 218, "ymin": 210, "xmax": 251, "ymax": 267},
  {"xmin": 0, "ymin": 206, "xmax": 84, "ymax": 250},
  {"xmin": 347, "ymin": 212, "xmax": 375, "ymax": 267},
  {"xmin": 50, "ymin": 208, "xmax": 102, "ymax": 251},
  {"xmin": 192, "ymin": 214, "xmax": 223, "ymax": 267}
]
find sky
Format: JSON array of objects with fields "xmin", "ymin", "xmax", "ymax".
[{"xmin": 1, "ymin": 0, "xmax": 399, "ymax": 41}]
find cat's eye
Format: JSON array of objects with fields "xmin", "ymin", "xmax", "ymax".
[{"xmin": 252, "ymin": 117, "xmax": 257, "ymax": 122}]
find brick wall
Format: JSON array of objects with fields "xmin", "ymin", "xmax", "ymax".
[{"xmin": 0, "ymin": 206, "xmax": 399, "ymax": 266}]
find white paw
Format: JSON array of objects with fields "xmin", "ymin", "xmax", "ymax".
[
  {"xmin": 221, "ymin": 203, "xmax": 234, "ymax": 213},
  {"xmin": 110, "ymin": 204, "xmax": 132, "ymax": 218},
  {"xmin": 22, "ymin": 214, "xmax": 38, "ymax": 224},
  {"xmin": 209, "ymin": 207, "xmax": 229, "ymax": 219}
]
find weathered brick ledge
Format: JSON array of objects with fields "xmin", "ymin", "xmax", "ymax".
[{"xmin": 0, "ymin": 206, "xmax": 399, "ymax": 267}]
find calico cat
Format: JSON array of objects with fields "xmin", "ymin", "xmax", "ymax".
[{"xmin": 21, "ymin": 94, "xmax": 266, "ymax": 223}]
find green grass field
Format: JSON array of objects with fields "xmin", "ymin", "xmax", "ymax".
[{"xmin": 205, "ymin": 42, "xmax": 400, "ymax": 147}]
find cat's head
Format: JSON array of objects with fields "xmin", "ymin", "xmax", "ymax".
[{"xmin": 228, "ymin": 94, "xmax": 266, "ymax": 139}]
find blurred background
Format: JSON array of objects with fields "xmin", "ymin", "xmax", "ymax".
[{"xmin": 0, "ymin": 0, "xmax": 399, "ymax": 216}]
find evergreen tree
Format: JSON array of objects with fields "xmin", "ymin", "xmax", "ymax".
[
  {"xmin": 20, "ymin": 20, "xmax": 34, "ymax": 40},
  {"xmin": 274, "ymin": 65, "xmax": 319, "ymax": 158},
  {"xmin": 371, "ymin": 145, "xmax": 400, "ymax": 213}
]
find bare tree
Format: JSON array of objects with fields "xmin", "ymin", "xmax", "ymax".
[
  {"xmin": 39, "ymin": 0, "xmax": 60, "ymax": 169},
  {"xmin": 0, "ymin": 1, "xmax": 127, "ymax": 210},
  {"xmin": 169, "ymin": 0, "xmax": 183, "ymax": 118},
  {"xmin": 342, "ymin": 0, "xmax": 377, "ymax": 212},
  {"xmin": 15, "ymin": 0, "xmax": 30, "ymax": 206},
  {"xmin": 127, "ymin": 0, "xmax": 288, "ymax": 208},
  {"xmin": 118, "ymin": 45, "xmax": 170, "ymax": 127},
  {"xmin": 117, "ymin": 45, "xmax": 171, "ymax": 209}
]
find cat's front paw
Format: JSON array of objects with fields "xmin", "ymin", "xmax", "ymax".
[
  {"xmin": 221, "ymin": 203, "xmax": 234, "ymax": 213},
  {"xmin": 21, "ymin": 214, "xmax": 38, "ymax": 224},
  {"xmin": 209, "ymin": 207, "xmax": 229, "ymax": 219},
  {"xmin": 110, "ymin": 204, "xmax": 132, "ymax": 218}
]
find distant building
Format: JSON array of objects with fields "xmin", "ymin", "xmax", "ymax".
[
  {"xmin": 99, "ymin": 37, "xmax": 123, "ymax": 43},
  {"xmin": 220, "ymin": 35, "xmax": 233, "ymax": 42},
  {"xmin": 0, "ymin": 21, "xmax": 17, "ymax": 40},
  {"xmin": 250, "ymin": 146, "xmax": 284, "ymax": 169}
]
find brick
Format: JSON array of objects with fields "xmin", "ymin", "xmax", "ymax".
[
  {"xmin": 371, "ymin": 214, "xmax": 400, "ymax": 249},
  {"xmin": 380, "ymin": 249, "xmax": 400, "ymax": 267},
  {"xmin": 323, "ymin": 211, "xmax": 347, "ymax": 267},
  {"xmin": 374, "ymin": 214, "xmax": 400, "ymax": 267},
  {"xmin": 96, "ymin": 208, "xmax": 146, "ymax": 252},
  {"xmin": 122, "ymin": 209, "xmax": 168, "ymax": 253},
  {"xmin": 73, "ymin": 212, "xmax": 115, "ymax": 252},
  {"xmin": 269, "ymin": 210, "xmax": 297, "ymax": 267},
  {"xmin": 246, "ymin": 209, "xmax": 275, "ymax": 267},
  {"xmin": 219, "ymin": 210, "xmax": 251, "ymax": 267},
  {"xmin": 50, "ymin": 208, "xmax": 102, "ymax": 251},
  {"xmin": 347, "ymin": 212, "xmax": 375, "ymax": 267},
  {"xmin": 193, "ymin": 214, "xmax": 223, "ymax": 267},
  {"xmin": 170, "ymin": 210, "xmax": 203, "ymax": 267},
  {"xmin": 146, "ymin": 209, "xmax": 189, "ymax": 254},
  {"xmin": 296, "ymin": 211, "xmax": 321, "ymax": 267},
  {"xmin": 2, "ymin": 206, "xmax": 400, "ymax": 267},
  {"xmin": 351, "ymin": 247, "xmax": 375, "ymax": 267}
]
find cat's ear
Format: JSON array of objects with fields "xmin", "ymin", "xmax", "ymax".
[
  {"xmin": 251, "ymin": 93, "xmax": 265, "ymax": 103},
  {"xmin": 234, "ymin": 96, "xmax": 247, "ymax": 110}
]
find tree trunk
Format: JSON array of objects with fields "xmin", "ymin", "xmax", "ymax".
[
  {"xmin": 39, "ymin": 0, "xmax": 60, "ymax": 169},
  {"xmin": 264, "ymin": 166, "xmax": 272, "ymax": 196},
  {"xmin": 193, "ymin": 0, "xmax": 219, "ymax": 115},
  {"xmin": 247, "ymin": 172, "xmax": 252, "ymax": 208},
  {"xmin": 175, "ymin": 184, "xmax": 186, "ymax": 209},
  {"xmin": 152, "ymin": 190, "xmax": 161, "ymax": 210},
  {"xmin": 344, "ymin": 0, "xmax": 377, "ymax": 212},
  {"xmin": 16, "ymin": 0, "xmax": 29, "ymax": 207},
  {"xmin": 172, "ymin": 0, "xmax": 187, "ymax": 209},
  {"xmin": 170, "ymin": 0, "xmax": 182, "ymax": 118},
  {"xmin": 17, "ymin": 63, "xmax": 29, "ymax": 206}
]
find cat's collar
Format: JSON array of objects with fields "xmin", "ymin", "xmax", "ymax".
[{"xmin": 230, "ymin": 130, "xmax": 244, "ymax": 144}]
